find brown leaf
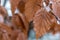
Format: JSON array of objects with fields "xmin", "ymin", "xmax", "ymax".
[{"xmin": 33, "ymin": 8, "xmax": 57, "ymax": 38}]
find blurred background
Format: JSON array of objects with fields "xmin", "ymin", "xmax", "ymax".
[
  {"xmin": 1, "ymin": 0, "xmax": 12, "ymax": 16},
  {"xmin": 1, "ymin": 0, "xmax": 60, "ymax": 40}
]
